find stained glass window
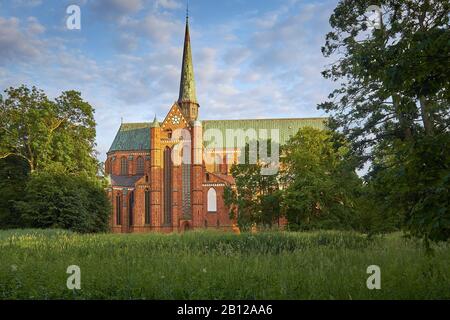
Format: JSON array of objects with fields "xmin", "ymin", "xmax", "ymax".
[
  {"xmin": 137, "ymin": 156, "xmax": 144, "ymax": 175},
  {"xmin": 182, "ymin": 162, "xmax": 191, "ymax": 218},
  {"xmin": 164, "ymin": 147, "xmax": 172, "ymax": 224},
  {"xmin": 145, "ymin": 189, "xmax": 151, "ymax": 225},
  {"xmin": 116, "ymin": 194, "xmax": 121, "ymax": 225},
  {"xmin": 120, "ymin": 157, "xmax": 128, "ymax": 175},
  {"xmin": 128, "ymin": 191, "xmax": 134, "ymax": 226}
]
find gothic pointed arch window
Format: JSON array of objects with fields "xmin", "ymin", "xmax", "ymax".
[
  {"xmin": 115, "ymin": 194, "xmax": 121, "ymax": 225},
  {"xmin": 145, "ymin": 189, "xmax": 151, "ymax": 225},
  {"xmin": 128, "ymin": 190, "xmax": 134, "ymax": 226},
  {"xmin": 136, "ymin": 156, "xmax": 144, "ymax": 175},
  {"xmin": 207, "ymin": 188, "xmax": 217, "ymax": 212},
  {"xmin": 164, "ymin": 147, "xmax": 173, "ymax": 225},
  {"xmin": 120, "ymin": 156, "xmax": 128, "ymax": 175}
]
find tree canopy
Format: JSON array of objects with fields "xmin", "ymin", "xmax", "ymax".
[
  {"xmin": 0, "ymin": 85, "xmax": 98, "ymax": 175},
  {"xmin": 0, "ymin": 85, "xmax": 109, "ymax": 232},
  {"xmin": 319, "ymin": 0, "xmax": 450, "ymax": 241}
]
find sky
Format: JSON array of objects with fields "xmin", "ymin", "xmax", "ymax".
[{"xmin": 0, "ymin": 0, "xmax": 339, "ymax": 162}]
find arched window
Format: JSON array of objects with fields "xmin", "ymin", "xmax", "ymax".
[
  {"xmin": 115, "ymin": 194, "xmax": 121, "ymax": 225},
  {"xmin": 145, "ymin": 189, "xmax": 151, "ymax": 225},
  {"xmin": 120, "ymin": 157, "xmax": 128, "ymax": 175},
  {"xmin": 164, "ymin": 147, "xmax": 173, "ymax": 224},
  {"xmin": 207, "ymin": 188, "xmax": 217, "ymax": 212},
  {"xmin": 136, "ymin": 156, "xmax": 144, "ymax": 175},
  {"xmin": 129, "ymin": 191, "xmax": 134, "ymax": 226}
]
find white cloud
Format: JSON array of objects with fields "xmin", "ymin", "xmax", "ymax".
[
  {"xmin": 155, "ymin": 0, "xmax": 181, "ymax": 10},
  {"xmin": 0, "ymin": 1, "xmax": 337, "ymax": 161},
  {"xmin": 0, "ymin": 16, "xmax": 46, "ymax": 64}
]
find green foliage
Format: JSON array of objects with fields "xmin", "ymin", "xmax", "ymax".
[
  {"xmin": 369, "ymin": 134, "xmax": 450, "ymax": 242},
  {"xmin": 15, "ymin": 171, "xmax": 110, "ymax": 233},
  {"xmin": 319, "ymin": 0, "xmax": 450, "ymax": 241},
  {"xmin": 0, "ymin": 85, "xmax": 99, "ymax": 175},
  {"xmin": 0, "ymin": 156, "xmax": 29, "ymax": 228},
  {"xmin": 0, "ymin": 86, "xmax": 109, "ymax": 233},
  {"xmin": 280, "ymin": 128, "xmax": 364, "ymax": 231},
  {"xmin": 225, "ymin": 143, "xmax": 281, "ymax": 230},
  {"xmin": 1, "ymin": 229, "xmax": 450, "ymax": 299}
]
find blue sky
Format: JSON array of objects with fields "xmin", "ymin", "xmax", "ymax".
[{"xmin": 0, "ymin": 0, "xmax": 338, "ymax": 161}]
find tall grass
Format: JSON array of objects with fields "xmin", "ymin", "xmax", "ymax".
[{"xmin": 0, "ymin": 229, "xmax": 449, "ymax": 299}]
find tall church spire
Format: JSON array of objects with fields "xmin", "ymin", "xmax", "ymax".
[{"xmin": 178, "ymin": 8, "xmax": 198, "ymax": 105}]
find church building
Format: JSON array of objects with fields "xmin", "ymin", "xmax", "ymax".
[{"xmin": 105, "ymin": 15, "xmax": 326, "ymax": 233}]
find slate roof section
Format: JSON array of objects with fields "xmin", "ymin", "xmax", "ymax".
[
  {"xmin": 108, "ymin": 118, "xmax": 327, "ymax": 152},
  {"xmin": 110, "ymin": 175, "xmax": 143, "ymax": 187}
]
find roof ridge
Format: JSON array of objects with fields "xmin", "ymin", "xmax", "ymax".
[
  {"xmin": 203, "ymin": 117, "xmax": 328, "ymax": 121},
  {"xmin": 120, "ymin": 117, "xmax": 327, "ymax": 126}
]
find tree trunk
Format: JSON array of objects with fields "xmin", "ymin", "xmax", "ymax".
[
  {"xmin": 419, "ymin": 96, "xmax": 434, "ymax": 135},
  {"xmin": 392, "ymin": 94, "xmax": 413, "ymax": 140}
]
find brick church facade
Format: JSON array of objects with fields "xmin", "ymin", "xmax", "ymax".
[{"xmin": 105, "ymin": 16, "xmax": 325, "ymax": 233}]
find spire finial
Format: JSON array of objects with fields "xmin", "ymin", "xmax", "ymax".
[
  {"xmin": 178, "ymin": 1, "xmax": 197, "ymax": 106},
  {"xmin": 186, "ymin": 0, "xmax": 189, "ymax": 22},
  {"xmin": 151, "ymin": 114, "xmax": 160, "ymax": 128}
]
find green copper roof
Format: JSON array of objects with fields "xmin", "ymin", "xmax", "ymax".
[
  {"xmin": 202, "ymin": 118, "xmax": 327, "ymax": 147},
  {"xmin": 178, "ymin": 18, "xmax": 197, "ymax": 104},
  {"xmin": 108, "ymin": 118, "xmax": 327, "ymax": 153},
  {"xmin": 108, "ymin": 123, "xmax": 153, "ymax": 152}
]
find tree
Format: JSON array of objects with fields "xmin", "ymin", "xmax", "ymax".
[
  {"xmin": 319, "ymin": 0, "xmax": 450, "ymax": 241},
  {"xmin": 0, "ymin": 85, "xmax": 109, "ymax": 232},
  {"xmin": 320, "ymin": 0, "xmax": 449, "ymax": 163},
  {"xmin": 0, "ymin": 85, "xmax": 98, "ymax": 175},
  {"xmin": 280, "ymin": 128, "xmax": 363, "ymax": 230},
  {"xmin": 368, "ymin": 133, "xmax": 450, "ymax": 242},
  {"xmin": 224, "ymin": 142, "xmax": 281, "ymax": 230}
]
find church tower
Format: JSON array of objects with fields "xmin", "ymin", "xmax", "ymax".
[{"xmin": 178, "ymin": 14, "xmax": 199, "ymax": 123}]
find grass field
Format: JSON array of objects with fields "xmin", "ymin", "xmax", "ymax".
[{"xmin": 0, "ymin": 229, "xmax": 449, "ymax": 299}]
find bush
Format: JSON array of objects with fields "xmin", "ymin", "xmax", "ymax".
[
  {"xmin": 15, "ymin": 171, "xmax": 110, "ymax": 233},
  {"xmin": 367, "ymin": 133, "xmax": 450, "ymax": 242},
  {"xmin": 0, "ymin": 156, "xmax": 29, "ymax": 229}
]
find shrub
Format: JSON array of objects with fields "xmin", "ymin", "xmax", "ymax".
[
  {"xmin": 15, "ymin": 171, "xmax": 110, "ymax": 233},
  {"xmin": 0, "ymin": 156, "xmax": 29, "ymax": 229}
]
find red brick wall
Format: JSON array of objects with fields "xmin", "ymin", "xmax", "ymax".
[
  {"xmin": 202, "ymin": 185, "xmax": 233, "ymax": 229},
  {"xmin": 106, "ymin": 151, "xmax": 150, "ymax": 176}
]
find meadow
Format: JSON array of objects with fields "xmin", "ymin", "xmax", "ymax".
[{"xmin": 0, "ymin": 229, "xmax": 450, "ymax": 299}]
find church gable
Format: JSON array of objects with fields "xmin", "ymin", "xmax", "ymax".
[{"xmin": 161, "ymin": 103, "xmax": 190, "ymax": 132}]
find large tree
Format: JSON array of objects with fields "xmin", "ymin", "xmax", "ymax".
[
  {"xmin": 320, "ymin": 0, "xmax": 449, "ymax": 162},
  {"xmin": 320, "ymin": 0, "xmax": 450, "ymax": 241},
  {"xmin": 0, "ymin": 86, "xmax": 109, "ymax": 232}
]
